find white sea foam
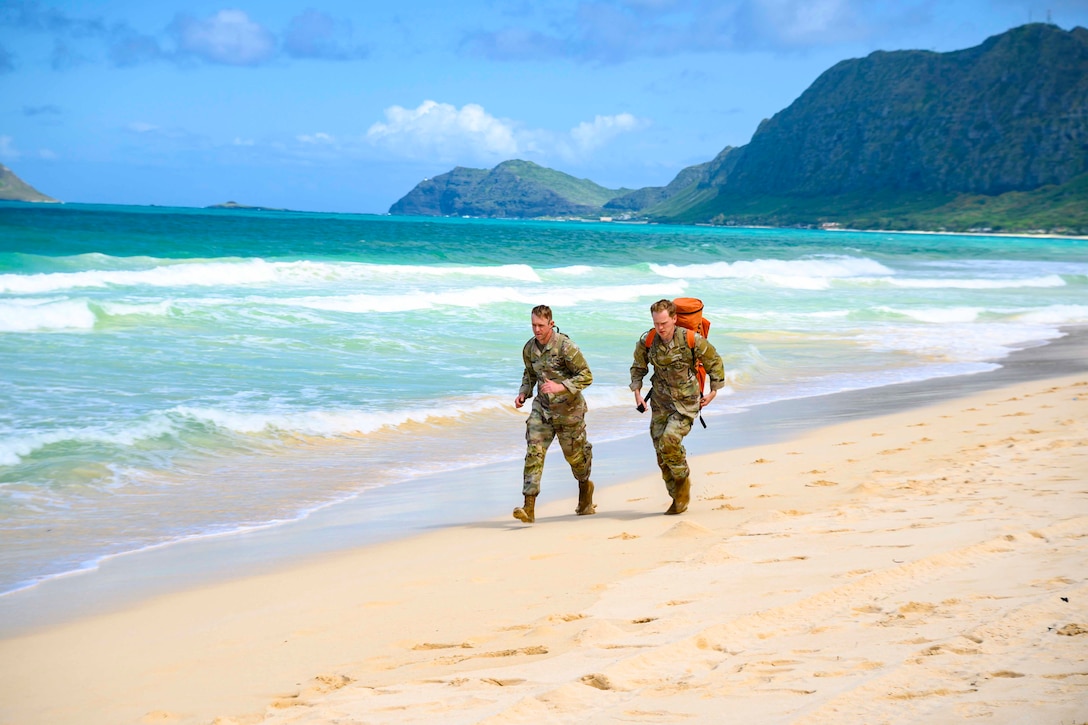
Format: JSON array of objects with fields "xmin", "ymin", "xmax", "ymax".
[
  {"xmin": 98, "ymin": 300, "xmax": 177, "ymax": 317},
  {"xmin": 863, "ymin": 274, "xmax": 1066, "ymax": 290},
  {"xmin": 650, "ymin": 256, "xmax": 892, "ymax": 289},
  {"xmin": 876, "ymin": 306, "xmax": 985, "ymax": 323},
  {"xmin": 0, "ymin": 416, "xmax": 178, "ymax": 467},
  {"xmin": 1012, "ymin": 304, "xmax": 1088, "ymax": 325},
  {"xmin": 172, "ymin": 395, "xmax": 516, "ymax": 437},
  {"xmin": 0, "ymin": 298, "xmax": 96, "ymax": 332},
  {"xmin": 858, "ymin": 322, "xmax": 1064, "ymax": 362},
  {"xmin": 273, "ymin": 282, "xmax": 686, "ymax": 314},
  {"xmin": 0, "ymin": 259, "xmax": 542, "ymax": 294}
]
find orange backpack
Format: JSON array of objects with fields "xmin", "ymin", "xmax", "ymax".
[{"xmin": 644, "ymin": 297, "xmax": 711, "ymax": 397}]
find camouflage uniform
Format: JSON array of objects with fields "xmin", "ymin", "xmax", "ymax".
[
  {"xmin": 519, "ymin": 331, "xmax": 594, "ymax": 496},
  {"xmin": 630, "ymin": 330, "xmax": 725, "ymax": 497}
]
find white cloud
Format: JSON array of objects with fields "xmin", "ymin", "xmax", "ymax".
[
  {"xmin": 752, "ymin": 0, "xmax": 861, "ymax": 45},
  {"xmin": 366, "ymin": 101, "xmax": 520, "ymax": 161},
  {"xmin": 171, "ymin": 10, "xmax": 276, "ymax": 66},
  {"xmin": 366, "ymin": 101, "xmax": 646, "ymax": 164},
  {"xmin": 298, "ymin": 132, "xmax": 335, "ymax": 144},
  {"xmin": 128, "ymin": 121, "xmax": 158, "ymax": 133},
  {"xmin": 0, "ymin": 135, "xmax": 20, "ymax": 159},
  {"xmin": 570, "ymin": 113, "xmax": 642, "ymax": 152}
]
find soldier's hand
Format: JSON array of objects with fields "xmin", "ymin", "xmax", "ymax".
[
  {"xmin": 700, "ymin": 390, "xmax": 717, "ymax": 409},
  {"xmin": 514, "ymin": 393, "xmax": 526, "ymax": 409},
  {"xmin": 539, "ymin": 377, "xmax": 564, "ymax": 395},
  {"xmin": 634, "ymin": 390, "xmax": 645, "ymax": 412}
]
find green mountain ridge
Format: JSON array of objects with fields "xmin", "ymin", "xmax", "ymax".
[
  {"xmin": 0, "ymin": 164, "xmax": 58, "ymax": 203},
  {"xmin": 389, "ymin": 23, "xmax": 1088, "ymax": 234},
  {"xmin": 388, "ymin": 159, "xmax": 632, "ymax": 218}
]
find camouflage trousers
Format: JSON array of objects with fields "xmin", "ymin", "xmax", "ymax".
[
  {"xmin": 523, "ymin": 406, "xmax": 593, "ymax": 496},
  {"xmin": 649, "ymin": 407, "xmax": 694, "ymax": 497}
]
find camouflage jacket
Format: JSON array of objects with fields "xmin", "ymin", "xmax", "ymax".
[
  {"xmin": 520, "ymin": 331, "xmax": 593, "ymax": 421},
  {"xmin": 630, "ymin": 329, "xmax": 725, "ymax": 419}
]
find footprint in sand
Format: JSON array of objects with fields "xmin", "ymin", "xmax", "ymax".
[
  {"xmin": 581, "ymin": 673, "xmax": 615, "ymax": 690},
  {"xmin": 546, "ymin": 613, "xmax": 587, "ymax": 623}
]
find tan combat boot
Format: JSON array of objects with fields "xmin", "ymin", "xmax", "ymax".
[
  {"xmin": 575, "ymin": 480, "xmax": 597, "ymax": 516},
  {"xmin": 513, "ymin": 494, "xmax": 536, "ymax": 523},
  {"xmin": 664, "ymin": 477, "xmax": 691, "ymax": 515}
]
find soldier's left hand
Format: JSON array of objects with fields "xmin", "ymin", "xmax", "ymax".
[{"xmin": 699, "ymin": 390, "xmax": 717, "ymax": 409}]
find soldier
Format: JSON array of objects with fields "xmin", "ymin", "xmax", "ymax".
[
  {"xmin": 631, "ymin": 299, "xmax": 726, "ymax": 514},
  {"xmin": 512, "ymin": 305, "xmax": 595, "ymax": 524}
]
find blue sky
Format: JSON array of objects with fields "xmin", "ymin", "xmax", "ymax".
[{"xmin": 2, "ymin": 0, "xmax": 1087, "ymax": 213}]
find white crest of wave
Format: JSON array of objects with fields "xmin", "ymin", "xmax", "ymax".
[
  {"xmin": 276, "ymin": 282, "xmax": 686, "ymax": 314},
  {"xmin": 0, "ymin": 259, "xmax": 542, "ymax": 294},
  {"xmin": 650, "ymin": 256, "xmax": 892, "ymax": 289},
  {"xmin": 730, "ymin": 309, "xmax": 851, "ymax": 321},
  {"xmin": 877, "ymin": 306, "xmax": 984, "ymax": 323},
  {"xmin": 172, "ymin": 395, "xmax": 515, "ymax": 437},
  {"xmin": 553, "ymin": 265, "xmax": 595, "ymax": 276},
  {"xmin": 0, "ymin": 416, "xmax": 177, "ymax": 466},
  {"xmin": 0, "ymin": 298, "xmax": 96, "ymax": 332},
  {"xmin": 0, "ymin": 260, "xmax": 280, "ymax": 293},
  {"xmin": 1014, "ymin": 304, "xmax": 1088, "ymax": 325},
  {"xmin": 878, "ymin": 274, "xmax": 1066, "ymax": 290}
]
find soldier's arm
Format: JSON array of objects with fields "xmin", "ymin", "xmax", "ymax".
[
  {"xmin": 629, "ymin": 334, "xmax": 650, "ymax": 392},
  {"xmin": 519, "ymin": 342, "xmax": 536, "ymax": 399},
  {"xmin": 559, "ymin": 340, "xmax": 593, "ymax": 393},
  {"xmin": 695, "ymin": 335, "xmax": 727, "ymax": 392}
]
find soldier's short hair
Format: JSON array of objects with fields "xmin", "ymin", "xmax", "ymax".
[
  {"xmin": 650, "ymin": 299, "xmax": 676, "ymax": 316},
  {"xmin": 531, "ymin": 305, "xmax": 553, "ymax": 321}
]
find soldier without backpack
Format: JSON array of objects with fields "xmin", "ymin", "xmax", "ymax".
[
  {"xmin": 512, "ymin": 305, "xmax": 596, "ymax": 524},
  {"xmin": 631, "ymin": 298, "xmax": 726, "ymax": 515}
]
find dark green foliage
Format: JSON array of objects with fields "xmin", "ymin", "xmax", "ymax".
[{"xmin": 388, "ymin": 160, "xmax": 630, "ymax": 218}]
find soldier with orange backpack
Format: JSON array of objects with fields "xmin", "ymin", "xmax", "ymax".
[{"xmin": 631, "ymin": 298, "xmax": 726, "ymax": 514}]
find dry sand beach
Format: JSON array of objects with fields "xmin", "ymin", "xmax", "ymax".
[{"xmin": 1, "ymin": 340, "xmax": 1087, "ymax": 724}]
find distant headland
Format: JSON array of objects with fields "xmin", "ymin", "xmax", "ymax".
[
  {"xmin": 0, "ymin": 164, "xmax": 59, "ymax": 203},
  {"xmin": 206, "ymin": 201, "xmax": 289, "ymax": 212}
]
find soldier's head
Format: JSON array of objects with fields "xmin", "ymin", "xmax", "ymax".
[
  {"xmin": 650, "ymin": 299, "xmax": 677, "ymax": 342},
  {"xmin": 531, "ymin": 305, "xmax": 554, "ymax": 345}
]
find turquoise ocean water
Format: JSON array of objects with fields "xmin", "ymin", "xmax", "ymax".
[{"xmin": 2, "ymin": 202, "xmax": 1087, "ymax": 597}]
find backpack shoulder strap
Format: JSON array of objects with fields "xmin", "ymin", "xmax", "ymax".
[
  {"xmin": 644, "ymin": 329, "xmax": 656, "ymax": 348},
  {"xmin": 685, "ymin": 328, "xmax": 696, "ymax": 348}
]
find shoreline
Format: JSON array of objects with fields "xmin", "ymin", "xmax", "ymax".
[
  {"xmin": 0, "ymin": 343, "xmax": 1084, "ymax": 723},
  {"xmin": 1, "ymin": 327, "xmax": 1086, "ymax": 638}
]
